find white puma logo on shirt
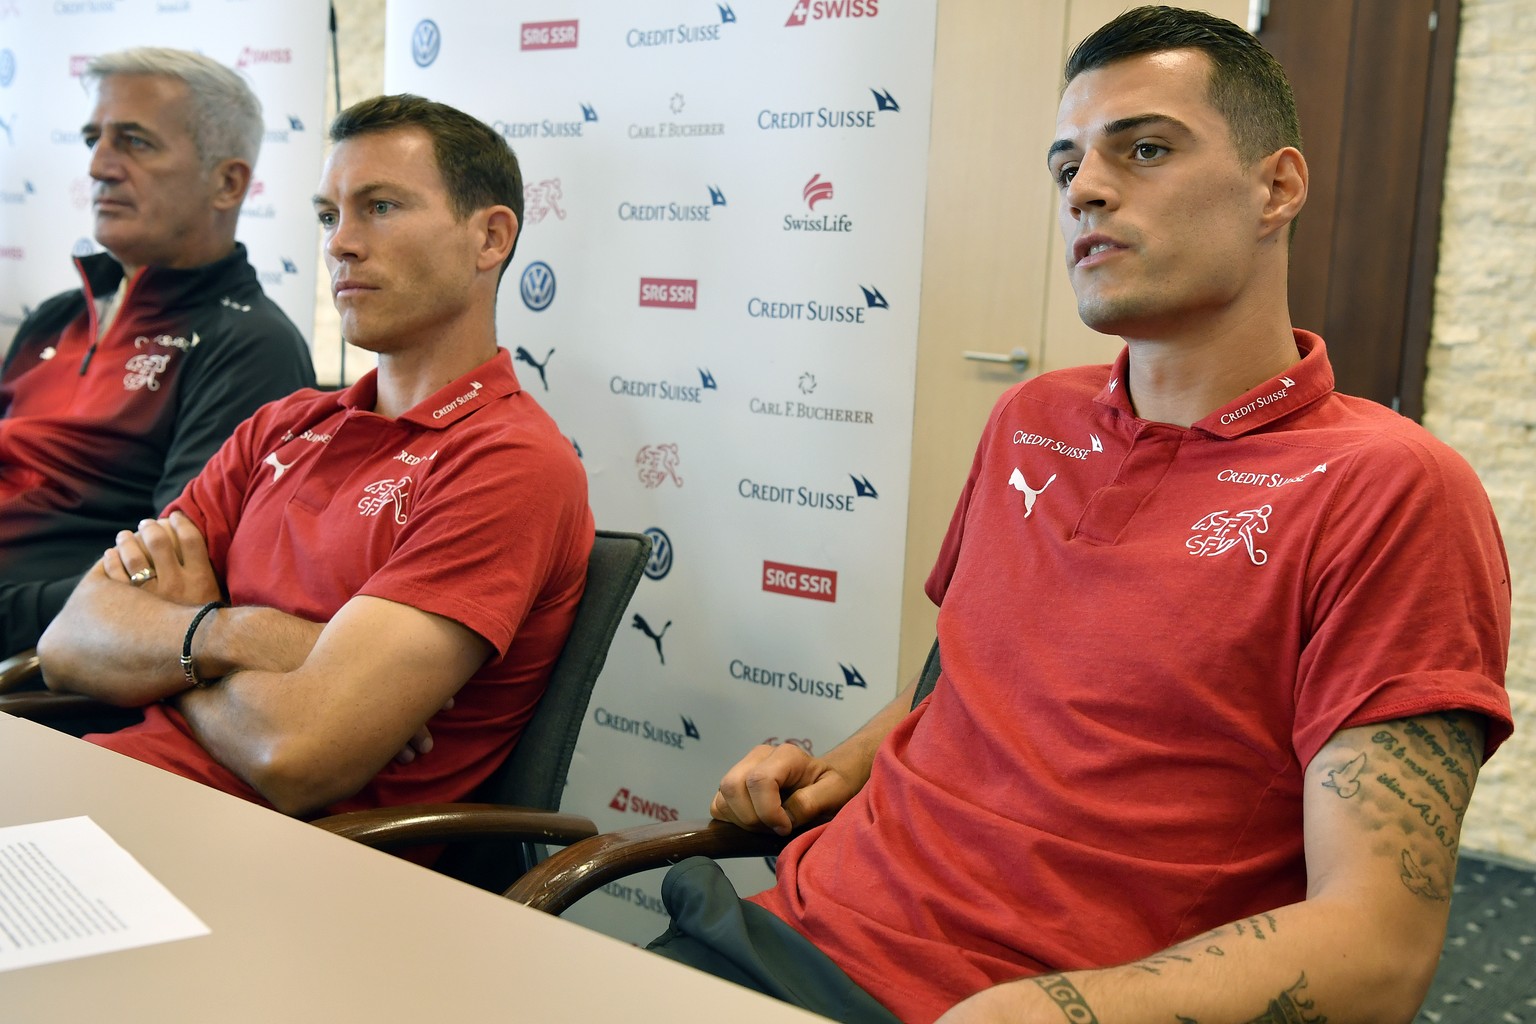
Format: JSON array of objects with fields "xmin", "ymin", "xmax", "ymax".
[
  {"xmin": 264, "ymin": 451, "xmax": 295, "ymax": 481},
  {"xmin": 1008, "ymin": 468, "xmax": 1057, "ymax": 519}
]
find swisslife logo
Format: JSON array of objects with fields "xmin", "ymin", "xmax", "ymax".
[
  {"xmin": 786, "ymin": 0, "xmax": 880, "ymax": 26},
  {"xmin": 609, "ymin": 787, "xmax": 680, "ymax": 822},
  {"xmin": 785, "ymin": 173, "xmax": 852, "ymax": 233},
  {"xmin": 521, "ymin": 19, "xmax": 579, "ymax": 50}
]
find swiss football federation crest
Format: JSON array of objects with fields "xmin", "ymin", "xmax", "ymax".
[
  {"xmin": 523, "ymin": 178, "xmax": 566, "ymax": 224},
  {"xmin": 358, "ymin": 478, "xmax": 412, "ymax": 525},
  {"xmin": 636, "ymin": 444, "xmax": 684, "ymax": 488},
  {"xmin": 1187, "ymin": 505, "xmax": 1272, "ymax": 565},
  {"xmin": 122, "ymin": 353, "xmax": 170, "ymax": 391}
]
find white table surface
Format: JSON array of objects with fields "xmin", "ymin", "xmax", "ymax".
[{"xmin": 0, "ymin": 712, "xmax": 825, "ymax": 1022}]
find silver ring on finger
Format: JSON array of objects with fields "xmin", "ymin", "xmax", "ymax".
[{"xmin": 129, "ymin": 567, "xmax": 157, "ymax": 586}]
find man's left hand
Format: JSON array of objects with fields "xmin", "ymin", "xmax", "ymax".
[{"xmin": 103, "ymin": 511, "xmax": 222, "ymax": 606}]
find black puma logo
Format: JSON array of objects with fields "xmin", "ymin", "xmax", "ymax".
[
  {"xmin": 631, "ymin": 613, "xmax": 671, "ymax": 665},
  {"xmin": 514, "ymin": 346, "xmax": 554, "ymax": 390}
]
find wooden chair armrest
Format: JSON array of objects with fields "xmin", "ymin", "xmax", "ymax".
[
  {"xmin": 312, "ymin": 803, "xmax": 598, "ymax": 851},
  {"xmin": 0, "ymin": 691, "xmax": 118, "ymax": 720},
  {"xmin": 0, "ymin": 649, "xmax": 41, "ymax": 693},
  {"xmin": 505, "ymin": 817, "xmax": 791, "ymax": 915}
]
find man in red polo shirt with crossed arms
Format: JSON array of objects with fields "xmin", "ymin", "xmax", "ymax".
[{"xmin": 40, "ymin": 95, "xmax": 593, "ymax": 820}]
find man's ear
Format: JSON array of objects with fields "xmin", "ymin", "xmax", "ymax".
[
  {"xmin": 210, "ymin": 158, "xmax": 253, "ymax": 213},
  {"xmin": 476, "ymin": 206, "xmax": 519, "ymax": 274},
  {"xmin": 1257, "ymin": 146, "xmax": 1307, "ymax": 242}
]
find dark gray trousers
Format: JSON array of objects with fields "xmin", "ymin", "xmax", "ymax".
[{"xmin": 646, "ymin": 857, "xmax": 902, "ymax": 1024}]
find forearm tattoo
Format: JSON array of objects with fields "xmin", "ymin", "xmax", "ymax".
[
  {"xmin": 1178, "ymin": 973, "xmax": 1328, "ymax": 1024},
  {"xmin": 1032, "ymin": 973, "xmax": 1100, "ymax": 1023},
  {"xmin": 1314, "ymin": 712, "xmax": 1481, "ymax": 902}
]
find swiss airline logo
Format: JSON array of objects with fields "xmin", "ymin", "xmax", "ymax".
[
  {"xmin": 762, "ymin": 560, "xmax": 837, "ymax": 602},
  {"xmin": 639, "ymin": 277, "xmax": 698, "ymax": 309},
  {"xmin": 236, "ymin": 47, "xmax": 293, "ymax": 69},
  {"xmin": 521, "ymin": 20, "xmax": 579, "ymax": 50},
  {"xmin": 786, "ymin": 0, "xmax": 880, "ymax": 26},
  {"xmin": 609, "ymin": 787, "xmax": 680, "ymax": 822}
]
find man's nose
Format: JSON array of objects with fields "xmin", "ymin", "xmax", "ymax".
[
  {"xmin": 324, "ymin": 214, "xmax": 362, "ymax": 262},
  {"xmin": 88, "ymin": 141, "xmax": 123, "ymax": 182},
  {"xmin": 1064, "ymin": 152, "xmax": 1117, "ymax": 217}
]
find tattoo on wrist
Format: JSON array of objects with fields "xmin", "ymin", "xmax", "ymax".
[
  {"xmin": 1175, "ymin": 972, "xmax": 1327, "ymax": 1024},
  {"xmin": 1032, "ymin": 974, "xmax": 1100, "ymax": 1023},
  {"xmin": 1244, "ymin": 972, "xmax": 1327, "ymax": 1023}
]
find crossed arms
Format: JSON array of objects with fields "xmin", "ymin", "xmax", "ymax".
[
  {"xmin": 38, "ymin": 512, "xmax": 490, "ymax": 816},
  {"xmin": 713, "ymin": 679, "xmax": 1483, "ymax": 1024}
]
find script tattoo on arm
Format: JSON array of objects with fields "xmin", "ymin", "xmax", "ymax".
[
  {"xmin": 1131, "ymin": 915, "xmax": 1280, "ymax": 975},
  {"xmin": 1312, "ymin": 712, "xmax": 1482, "ymax": 903},
  {"xmin": 1176, "ymin": 973, "xmax": 1328, "ymax": 1024},
  {"xmin": 1032, "ymin": 974, "xmax": 1101, "ymax": 1023}
]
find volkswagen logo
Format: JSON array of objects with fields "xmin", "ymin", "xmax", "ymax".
[
  {"xmin": 411, "ymin": 20, "xmax": 441, "ymax": 68},
  {"xmin": 0, "ymin": 50, "xmax": 16, "ymax": 89},
  {"xmin": 643, "ymin": 527, "xmax": 673, "ymax": 581},
  {"xmin": 520, "ymin": 261, "xmax": 556, "ymax": 312}
]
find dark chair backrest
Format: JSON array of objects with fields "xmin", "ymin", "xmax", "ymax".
[
  {"xmin": 435, "ymin": 529, "xmax": 652, "ymax": 889},
  {"xmin": 913, "ymin": 638, "xmax": 941, "ymax": 707}
]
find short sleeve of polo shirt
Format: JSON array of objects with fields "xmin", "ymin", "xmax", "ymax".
[{"xmin": 1293, "ymin": 430, "xmax": 1512, "ymax": 764}]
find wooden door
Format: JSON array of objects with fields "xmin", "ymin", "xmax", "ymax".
[{"xmin": 1257, "ymin": 0, "xmax": 1457, "ymax": 418}]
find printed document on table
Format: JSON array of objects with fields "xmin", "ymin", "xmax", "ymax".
[{"xmin": 0, "ymin": 816, "xmax": 209, "ymax": 972}]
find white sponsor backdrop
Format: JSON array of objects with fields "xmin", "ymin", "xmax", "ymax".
[
  {"xmin": 0, "ymin": 0, "xmax": 328, "ymax": 348},
  {"xmin": 385, "ymin": 0, "xmax": 935, "ymax": 943}
]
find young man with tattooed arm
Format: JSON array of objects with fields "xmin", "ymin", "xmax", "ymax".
[{"xmin": 648, "ymin": 8, "xmax": 1514, "ymax": 1024}]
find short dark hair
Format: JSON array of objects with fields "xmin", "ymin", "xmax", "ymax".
[
  {"xmin": 1064, "ymin": 5, "xmax": 1301, "ymax": 165},
  {"xmin": 329, "ymin": 94, "xmax": 524, "ymax": 273}
]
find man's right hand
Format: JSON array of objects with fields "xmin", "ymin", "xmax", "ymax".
[{"xmin": 710, "ymin": 742, "xmax": 862, "ymax": 836}]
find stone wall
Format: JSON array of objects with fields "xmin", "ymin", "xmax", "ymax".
[{"xmin": 1424, "ymin": 0, "xmax": 1536, "ymax": 863}]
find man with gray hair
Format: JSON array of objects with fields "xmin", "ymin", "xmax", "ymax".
[{"xmin": 0, "ymin": 47, "xmax": 314, "ymax": 659}]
